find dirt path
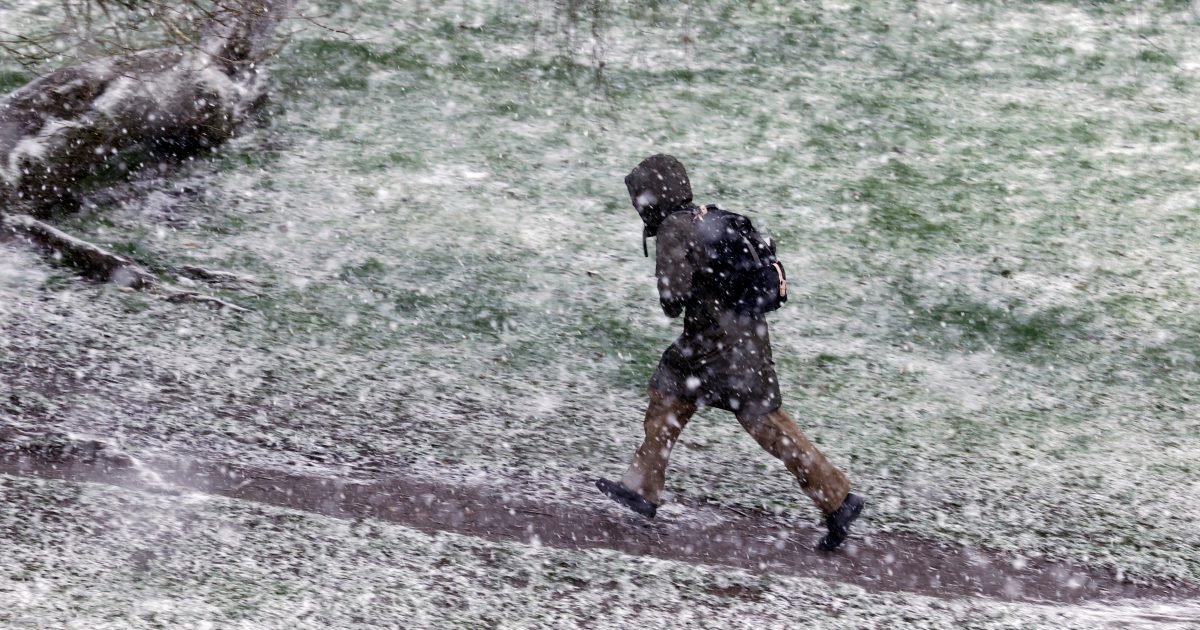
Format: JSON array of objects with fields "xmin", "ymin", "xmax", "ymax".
[{"xmin": 2, "ymin": 428, "xmax": 1198, "ymax": 607}]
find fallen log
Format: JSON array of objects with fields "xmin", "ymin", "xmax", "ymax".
[
  {"xmin": 0, "ymin": 0, "xmax": 291, "ymax": 304},
  {"xmin": 1, "ymin": 0, "xmax": 293, "ymax": 216}
]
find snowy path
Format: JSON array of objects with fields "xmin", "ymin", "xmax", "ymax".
[{"xmin": 2, "ymin": 427, "xmax": 1197, "ymax": 609}]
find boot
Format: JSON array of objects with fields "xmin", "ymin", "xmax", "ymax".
[
  {"xmin": 817, "ymin": 492, "xmax": 865, "ymax": 551},
  {"xmin": 596, "ymin": 478, "xmax": 658, "ymax": 519}
]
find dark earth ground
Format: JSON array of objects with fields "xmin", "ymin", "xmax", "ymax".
[{"xmin": 3, "ymin": 424, "xmax": 1197, "ymax": 611}]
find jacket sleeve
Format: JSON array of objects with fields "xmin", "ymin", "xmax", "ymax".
[{"xmin": 655, "ymin": 216, "xmax": 694, "ymax": 318}]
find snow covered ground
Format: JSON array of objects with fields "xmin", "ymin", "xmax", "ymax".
[
  {"xmin": 3, "ymin": 474, "xmax": 1197, "ymax": 628},
  {"xmin": 2, "ymin": 0, "xmax": 1200, "ymax": 626}
]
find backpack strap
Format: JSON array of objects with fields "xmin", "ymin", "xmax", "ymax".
[{"xmin": 743, "ymin": 234, "xmax": 763, "ymax": 267}]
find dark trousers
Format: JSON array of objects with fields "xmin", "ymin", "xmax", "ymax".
[{"xmin": 620, "ymin": 387, "xmax": 851, "ymax": 514}]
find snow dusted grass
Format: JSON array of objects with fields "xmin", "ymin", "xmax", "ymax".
[
  {"xmin": 4, "ymin": 473, "xmax": 1188, "ymax": 629},
  {"xmin": 2, "ymin": 0, "xmax": 1199, "ymax": 596}
]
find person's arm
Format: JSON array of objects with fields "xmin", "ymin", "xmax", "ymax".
[{"xmin": 655, "ymin": 215, "xmax": 694, "ymax": 318}]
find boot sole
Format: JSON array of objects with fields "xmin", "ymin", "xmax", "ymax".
[{"xmin": 596, "ymin": 478, "xmax": 657, "ymax": 519}]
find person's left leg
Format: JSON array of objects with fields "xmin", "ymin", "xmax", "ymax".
[
  {"xmin": 735, "ymin": 407, "xmax": 864, "ymax": 550},
  {"xmin": 735, "ymin": 408, "xmax": 850, "ymax": 514}
]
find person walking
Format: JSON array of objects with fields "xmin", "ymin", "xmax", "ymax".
[{"xmin": 597, "ymin": 154, "xmax": 865, "ymax": 551}]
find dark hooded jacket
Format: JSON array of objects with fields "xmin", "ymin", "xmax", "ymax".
[{"xmin": 626, "ymin": 155, "xmax": 782, "ymax": 417}]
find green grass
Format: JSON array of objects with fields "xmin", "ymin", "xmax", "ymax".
[{"xmin": 0, "ymin": 69, "xmax": 29, "ymax": 92}]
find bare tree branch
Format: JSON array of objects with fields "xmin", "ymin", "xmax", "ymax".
[
  {"xmin": 2, "ymin": 212, "xmax": 157, "ymax": 288},
  {"xmin": 2, "ymin": 213, "xmax": 250, "ymax": 312}
]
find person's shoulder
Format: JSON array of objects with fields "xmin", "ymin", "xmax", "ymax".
[{"xmin": 658, "ymin": 209, "xmax": 695, "ymax": 235}]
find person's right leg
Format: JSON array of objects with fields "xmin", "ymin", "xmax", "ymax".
[{"xmin": 618, "ymin": 387, "xmax": 697, "ymax": 504}]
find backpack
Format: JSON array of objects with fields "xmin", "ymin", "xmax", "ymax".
[{"xmin": 691, "ymin": 205, "xmax": 788, "ymax": 315}]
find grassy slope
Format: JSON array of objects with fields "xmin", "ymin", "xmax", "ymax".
[{"xmin": 1, "ymin": 0, "xmax": 1198, "ymax": 586}]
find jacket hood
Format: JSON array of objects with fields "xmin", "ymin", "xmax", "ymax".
[{"xmin": 625, "ymin": 154, "xmax": 693, "ymax": 240}]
